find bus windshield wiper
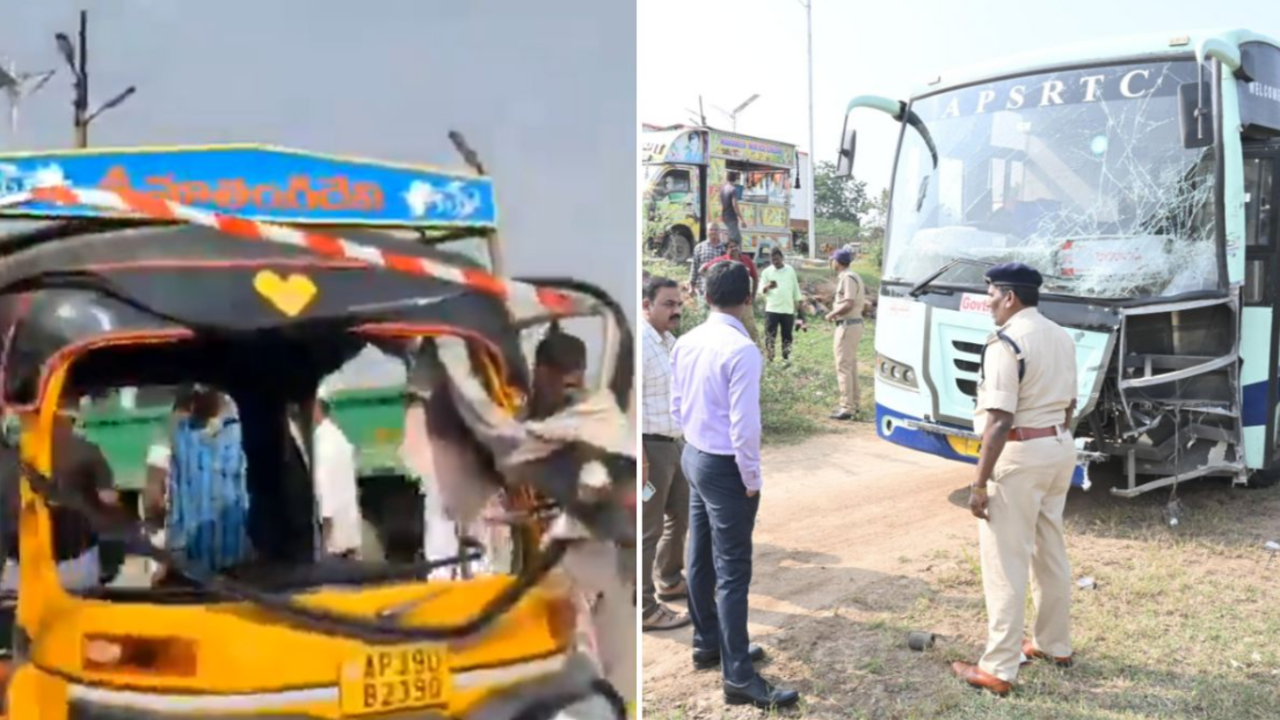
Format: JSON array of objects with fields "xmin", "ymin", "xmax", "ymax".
[
  {"xmin": 908, "ymin": 258, "xmax": 994, "ymax": 298},
  {"xmin": 902, "ymin": 108, "xmax": 939, "ymax": 169}
]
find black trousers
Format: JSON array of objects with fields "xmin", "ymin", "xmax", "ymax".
[{"xmin": 764, "ymin": 312, "xmax": 795, "ymax": 361}]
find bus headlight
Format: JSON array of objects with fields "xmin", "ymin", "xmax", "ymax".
[{"xmin": 876, "ymin": 354, "xmax": 919, "ymax": 390}]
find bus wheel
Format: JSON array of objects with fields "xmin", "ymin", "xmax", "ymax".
[
  {"xmin": 662, "ymin": 230, "xmax": 692, "ymax": 264},
  {"xmin": 1244, "ymin": 468, "xmax": 1280, "ymax": 489}
]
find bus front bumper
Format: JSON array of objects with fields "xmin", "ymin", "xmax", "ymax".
[{"xmin": 875, "ymin": 404, "xmax": 1103, "ymax": 487}]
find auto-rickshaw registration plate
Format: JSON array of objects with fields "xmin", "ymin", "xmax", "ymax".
[{"xmin": 339, "ymin": 645, "xmax": 450, "ymax": 715}]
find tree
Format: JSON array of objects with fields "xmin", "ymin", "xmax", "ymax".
[
  {"xmin": 862, "ymin": 188, "xmax": 890, "ymax": 244},
  {"xmin": 814, "ymin": 217, "xmax": 860, "ymax": 241},
  {"xmin": 861, "ymin": 188, "xmax": 891, "ymax": 268},
  {"xmin": 813, "ymin": 160, "xmax": 870, "ymax": 224}
]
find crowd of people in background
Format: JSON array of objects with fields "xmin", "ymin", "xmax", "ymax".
[{"xmin": 684, "ymin": 224, "xmax": 871, "ymax": 412}]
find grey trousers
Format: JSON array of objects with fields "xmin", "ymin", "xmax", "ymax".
[
  {"xmin": 724, "ymin": 218, "xmax": 743, "ymax": 243},
  {"xmin": 641, "ymin": 437, "xmax": 689, "ymax": 616}
]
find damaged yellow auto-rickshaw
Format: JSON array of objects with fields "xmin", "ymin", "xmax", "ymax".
[{"xmin": 0, "ymin": 143, "xmax": 635, "ymax": 719}]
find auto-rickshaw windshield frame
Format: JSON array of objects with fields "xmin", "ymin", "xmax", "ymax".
[{"xmin": 4, "ymin": 326, "xmax": 576, "ymax": 643}]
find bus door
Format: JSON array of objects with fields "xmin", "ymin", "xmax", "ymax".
[{"xmin": 1243, "ymin": 143, "xmax": 1280, "ymax": 464}]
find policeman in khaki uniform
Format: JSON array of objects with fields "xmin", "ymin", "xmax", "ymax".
[
  {"xmin": 825, "ymin": 248, "xmax": 866, "ymax": 420},
  {"xmin": 952, "ymin": 263, "xmax": 1079, "ymax": 696}
]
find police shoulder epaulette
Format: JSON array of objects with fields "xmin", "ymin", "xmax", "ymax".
[{"xmin": 979, "ymin": 330, "xmax": 1026, "ymax": 382}]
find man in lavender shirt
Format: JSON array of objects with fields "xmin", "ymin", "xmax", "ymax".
[{"xmin": 670, "ymin": 262, "xmax": 800, "ymax": 710}]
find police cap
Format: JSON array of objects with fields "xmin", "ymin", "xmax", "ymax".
[
  {"xmin": 984, "ymin": 262, "xmax": 1043, "ymax": 288},
  {"xmin": 830, "ymin": 248, "xmax": 854, "ymax": 266}
]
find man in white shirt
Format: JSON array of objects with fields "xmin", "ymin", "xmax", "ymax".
[
  {"xmin": 311, "ymin": 387, "xmax": 363, "ymax": 559},
  {"xmin": 641, "ymin": 275, "xmax": 691, "ymax": 632}
]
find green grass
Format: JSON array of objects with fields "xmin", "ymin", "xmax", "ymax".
[
  {"xmin": 907, "ymin": 522, "xmax": 1280, "ymax": 720},
  {"xmin": 645, "ymin": 255, "xmax": 881, "ymax": 444}
]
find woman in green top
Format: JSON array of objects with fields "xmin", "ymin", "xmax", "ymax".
[{"xmin": 758, "ymin": 248, "xmax": 805, "ymax": 362}]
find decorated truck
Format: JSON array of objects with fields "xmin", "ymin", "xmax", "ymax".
[{"xmin": 642, "ymin": 126, "xmax": 798, "ymax": 262}]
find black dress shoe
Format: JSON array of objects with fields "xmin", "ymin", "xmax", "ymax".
[
  {"xmin": 723, "ymin": 675, "xmax": 800, "ymax": 709},
  {"xmin": 693, "ymin": 643, "xmax": 766, "ymax": 670},
  {"xmin": 829, "ymin": 410, "xmax": 854, "ymax": 421}
]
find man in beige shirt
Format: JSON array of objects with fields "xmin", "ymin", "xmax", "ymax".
[
  {"xmin": 825, "ymin": 248, "xmax": 866, "ymax": 420},
  {"xmin": 952, "ymin": 262, "xmax": 1079, "ymax": 696}
]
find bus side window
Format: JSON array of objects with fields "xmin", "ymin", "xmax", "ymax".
[
  {"xmin": 1245, "ymin": 260, "xmax": 1267, "ymax": 304},
  {"xmin": 1246, "ymin": 158, "xmax": 1273, "ymax": 248},
  {"xmin": 1244, "ymin": 157, "xmax": 1274, "ymax": 306}
]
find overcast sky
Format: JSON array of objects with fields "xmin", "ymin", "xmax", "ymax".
[
  {"xmin": 0, "ymin": 0, "xmax": 635, "ymax": 305},
  {"xmin": 640, "ymin": 0, "xmax": 1280, "ymax": 194},
  {"xmin": 0, "ymin": 0, "xmax": 636, "ymax": 387}
]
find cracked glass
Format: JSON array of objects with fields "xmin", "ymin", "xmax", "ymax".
[{"xmin": 885, "ymin": 60, "xmax": 1217, "ymax": 300}]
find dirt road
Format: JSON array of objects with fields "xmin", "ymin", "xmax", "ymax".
[
  {"xmin": 643, "ymin": 425, "xmax": 975, "ymax": 717},
  {"xmin": 643, "ymin": 426, "xmax": 1280, "ymax": 719}
]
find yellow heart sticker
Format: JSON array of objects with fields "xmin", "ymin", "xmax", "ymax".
[{"xmin": 252, "ymin": 270, "xmax": 318, "ymax": 317}]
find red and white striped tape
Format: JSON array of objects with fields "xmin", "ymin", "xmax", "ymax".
[{"xmin": 22, "ymin": 185, "xmax": 577, "ymax": 319}]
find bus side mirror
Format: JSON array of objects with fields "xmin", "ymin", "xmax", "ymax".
[
  {"xmin": 836, "ymin": 125, "xmax": 857, "ymax": 178},
  {"xmin": 1178, "ymin": 80, "xmax": 1214, "ymax": 149}
]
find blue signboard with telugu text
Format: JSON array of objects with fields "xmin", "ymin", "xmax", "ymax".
[{"xmin": 0, "ymin": 144, "xmax": 497, "ymax": 227}]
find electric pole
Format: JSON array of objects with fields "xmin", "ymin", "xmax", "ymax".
[
  {"xmin": 803, "ymin": 0, "xmax": 816, "ymax": 260},
  {"xmin": 56, "ymin": 10, "xmax": 136, "ymax": 149}
]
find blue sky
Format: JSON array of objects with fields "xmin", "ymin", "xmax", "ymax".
[{"xmin": 640, "ymin": 0, "xmax": 1279, "ymax": 193}]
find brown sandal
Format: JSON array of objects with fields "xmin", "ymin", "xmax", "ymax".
[{"xmin": 656, "ymin": 579, "xmax": 688, "ymax": 600}]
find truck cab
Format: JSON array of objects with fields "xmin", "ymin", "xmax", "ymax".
[{"xmin": 643, "ymin": 126, "xmax": 798, "ymax": 263}]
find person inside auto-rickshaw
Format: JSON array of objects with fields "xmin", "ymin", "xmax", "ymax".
[
  {"xmin": 156, "ymin": 385, "xmax": 253, "ymax": 584},
  {"xmin": 404, "ymin": 370, "xmax": 507, "ymax": 579},
  {"xmin": 0, "ymin": 392, "xmax": 121, "ymax": 592},
  {"xmin": 308, "ymin": 384, "xmax": 364, "ymax": 560},
  {"xmin": 398, "ymin": 329, "xmax": 636, "ymax": 701},
  {"xmin": 528, "ymin": 329, "xmax": 588, "ymax": 420},
  {"xmin": 407, "ymin": 325, "xmax": 590, "ymax": 579},
  {"xmin": 142, "ymin": 386, "xmax": 194, "ymax": 582}
]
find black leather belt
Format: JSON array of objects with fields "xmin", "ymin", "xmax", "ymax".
[
  {"xmin": 643, "ymin": 434, "xmax": 677, "ymax": 443},
  {"xmin": 836, "ymin": 318, "xmax": 863, "ymax": 326}
]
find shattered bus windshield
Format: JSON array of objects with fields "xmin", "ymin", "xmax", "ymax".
[{"xmin": 885, "ymin": 60, "xmax": 1217, "ymax": 300}]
